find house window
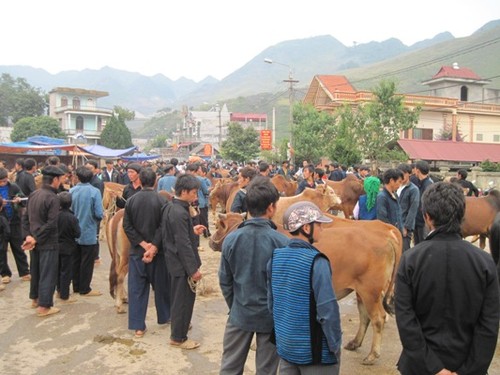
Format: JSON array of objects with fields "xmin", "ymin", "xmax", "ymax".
[
  {"xmin": 413, "ymin": 128, "xmax": 433, "ymax": 140},
  {"xmin": 460, "ymin": 86, "xmax": 468, "ymax": 102},
  {"xmin": 61, "ymin": 97, "xmax": 68, "ymax": 107},
  {"xmin": 73, "ymin": 97, "xmax": 81, "ymax": 110},
  {"xmin": 76, "ymin": 116, "xmax": 84, "ymax": 132},
  {"xmin": 476, "ymin": 133, "xmax": 483, "ymax": 141},
  {"xmin": 87, "ymin": 98, "xmax": 94, "ymax": 108},
  {"xmin": 97, "ymin": 117, "xmax": 102, "ymax": 131},
  {"xmin": 494, "ymin": 135, "xmax": 500, "ymax": 142}
]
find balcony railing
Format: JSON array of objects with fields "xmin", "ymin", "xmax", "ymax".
[{"xmin": 54, "ymin": 105, "xmax": 113, "ymax": 114}]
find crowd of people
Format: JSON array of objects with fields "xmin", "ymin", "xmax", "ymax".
[{"xmin": 0, "ymin": 154, "xmax": 498, "ymax": 374}]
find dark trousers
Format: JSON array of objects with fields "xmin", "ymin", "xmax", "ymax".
[
  {"xmin": 0, "ymin": 223, "xmax": 29, "ymax": 278},
  {"xmin": 413, "ymin": 225, "xmax": 429, "ymax": 246},
  {"xmin": 57, "ymin": 253, "xmax": 73, "ymax": 299},
  {"xmin": 72, "ymin": 244, "xmax": 97, "ymax": 294},
  {"xmin": 29, "ymin": 248, "xmax": 58, "ymax": 308},
  {"xmin": 199, "ymin": 207, "xmax": 210, "ymax": 237},
  {"xmin": 169, "ymin": 274, "xmax": 196, "ymax": 342},
  {"xmin": 128, "ymin": 252, "xmax": 170, "ymax": 331},
  {"xmin": 403, "ymin": 231, "xmax": 413, "ymax": 252}
]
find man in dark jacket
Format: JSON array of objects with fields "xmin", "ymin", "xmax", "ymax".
[
  {"xmin": 22, "ymin": 166, "xmax": 66, "ymax": 317},
  {"xmin": 123, "ymin": 168, "xmax": 169, "ymax": 338},
  {"xmin": 0, "ymin": 167, "xmax": 30, "ymax": 284},
  {"xmin": 15, "ymin": 157, "xmax": 37, "ymax": 197},
  {"xmin": 397, "ymin": 164, "xmax": 420, "ymax": 251},
  {"xmin": 101, "ymin": 159, "xmax": 120, "ymax": 183},
  {"xmin": 219, "ymin": 176, "xmax": 289, "ymax": 374},
  {"xmin": 413, "ymin": 160, "xmax": 433, "ymax": 245},
  {"xmin": 395, "ymin": 182, "xmax": 499, "ymax": 375},
  {"xmin": 456, "ymin": 169, "xmax": 479, "ymax": 197},
  {"xmin": 161, "ymin": 174, "xmax": 205, "ymax": 349},
  {"xmin": 376, "ymin": 169, "xmax": 404, "ymax": 234}
]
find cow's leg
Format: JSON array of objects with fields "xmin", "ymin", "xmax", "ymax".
[
  {"xmin": 115, "ymin": 260, "xmax": 128, "ymax": 314},
  {"xmin": 360, "ymin": 295, "xmax": 386, "ymax": 365},
  {"xmin": 344, "ymin": 293, "xmax": 370, "ymax": 351}
]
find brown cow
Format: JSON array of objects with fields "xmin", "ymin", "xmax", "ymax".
[
  {"xmin": 325, "ymin": 174, "xmax": 365, "ymax": 218},
  {"xmin": 106, "ymin": 209, "xmax": 130, "ymax": 313},
  {"xmin": 270, "ymin": 174, "xmax": 297, "ymax": 196},
  {"xmin": 209, "ymin": 212, "xmax": 402, "ymax": 365},
  {"xmin": 461, "ymin": 189, "xmax": 500, "ymax": 249},
  {"xmin": 209, "ymin": 180, "xmax": 239, "ymax": 215},
  {"xmin": 272, "ymin": 184, "xmax": 341, "ymax": 223}
]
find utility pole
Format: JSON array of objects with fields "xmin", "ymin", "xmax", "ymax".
[
  {"xmin": 264, "ymin": 58, "xmax": 298, "ymax": 164},
  {"xmin": 217, "ymin": 104, "xmax": 222, "ymax": 148}
]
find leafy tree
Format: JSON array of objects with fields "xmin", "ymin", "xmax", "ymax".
[
  {"xmin": 220, "ymin": 122, "xmax": 260, "ymax": 162},
  {"xmin": 0, "ymin": 73, "xmax": 46, "ymax": 126},
  {"xmin": 292, "ymin": 103, "xmax": 336, "ymax": 164},
  {"xmin": 10, "ymin": 116, "xmax": 65, "ymax": 142},
  {"xmin": 328, "ymin": 104, "xmax": 363, "ymax": 166},
  {"xmin": 114, "ymin": 106, "xmax": 135, "ymax": 121},
  {"xmin": 100, "ymin": 114, "xmax": 133, "ymax": 149},
  {"xmin": 347, "ymin": 80, "xmax": 421, "ymax": 168}
]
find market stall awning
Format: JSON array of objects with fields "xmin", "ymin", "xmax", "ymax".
[
  {"xmin": 0, "ymin": 141, "xmax": 77, "ymax": 154},
  {"xmin": 77, "ymin": 145, "xmax": 137, "ymax": 158},
  {"xmin": 121, "ymin": 153, "xmax": 161, "ymax": 162},
  {"xmin": 397, "ymin": 139, "xmax": 500, "ymax": 162}
]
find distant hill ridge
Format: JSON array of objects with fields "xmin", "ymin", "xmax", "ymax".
[{"xmin": 1, "ymin": 19, "xmax": 499, "ymax": 116}]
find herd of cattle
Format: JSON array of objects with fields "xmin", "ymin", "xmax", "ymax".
[{"xmin": 102, "ymin": 171, "xmax": 500, "ymax": 365}]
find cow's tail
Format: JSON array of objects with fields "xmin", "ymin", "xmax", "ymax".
[
  {"xmin": 489, "ymin": 212, "xmax": 500, "ymax": 265},
  {"xmin": 382, "ymin": 228, "xmax": 403, "ymax": 316}
]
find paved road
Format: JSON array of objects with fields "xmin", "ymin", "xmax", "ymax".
[{"xmin": 0, "ymin": 236, "xmax": 499, "ymax": 374}]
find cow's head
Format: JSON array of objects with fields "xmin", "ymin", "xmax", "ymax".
[{"xmin": 209, "ymin": 212, "xmax": 247, "ymax": 251}]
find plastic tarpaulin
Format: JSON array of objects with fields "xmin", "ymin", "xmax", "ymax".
[
  {"xmin": 77, "ymin": 145, "xmax": 137, "ymax": 158},
  {"xmin": 121, "ymin": 153, "xmax": 161, "ymax": 162}
]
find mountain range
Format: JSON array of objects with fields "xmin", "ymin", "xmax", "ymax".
[{"xmin": 1, "ymin": 19, "xmax": 500, "ymax": 117}]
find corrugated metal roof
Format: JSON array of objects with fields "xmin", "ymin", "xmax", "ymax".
[{"xmin": 398, "ymin": 139, "xmax": 500, "ymax": 162}]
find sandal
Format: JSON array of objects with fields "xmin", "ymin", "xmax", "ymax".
[
  {"xmin": 37, "ymin": 307, "xmax": 60, "ymax": 317},
  {"xmin": 170, "ymin": 339, "xmax": 200, "ymax": 350},
  {"xmin": 134, "ymin": 329, "xmax": 147, "ymax": 338}
]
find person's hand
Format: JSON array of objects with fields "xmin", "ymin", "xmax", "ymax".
[
  {"xmin": 22, "ymin": 235, "xmax": 36, "ymax": 251},
  {"xmin": 12, "ymin": 196, "xmax": 22, "ymax": 204},
  {"xmin": 435, "ymin": 369, "xmax": 453, "ymax": 375},
  {"xmin": 191, "ymin": 269, "xmax": 202, "ymax": 281},
  {"xmin": 403, "ymin": 228, "xmax": 408, "ymax": 237},
  {"xmin": 193, "ymin": 225, "xmax": 207, "ymax": 236}
]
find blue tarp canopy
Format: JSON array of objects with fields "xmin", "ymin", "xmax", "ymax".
[
  {"xmin": 77, "ymin": 145, "xmax": 137, "ymax": 158},
  {"xmin": 121, "ymin": 153, "xmax": 161, "ymax": 162}
]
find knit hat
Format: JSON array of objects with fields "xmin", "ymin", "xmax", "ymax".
[{"xmin": 363, "ymin": 176, "xmax": 381, "ymax": 211}]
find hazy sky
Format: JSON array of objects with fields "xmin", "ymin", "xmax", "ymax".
[{"xmin": 2, "ymin": 0, "xmax": 499, "ymax": 81}]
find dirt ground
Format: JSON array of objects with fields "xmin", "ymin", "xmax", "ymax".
[{"xmin": 0, "ymin": 234, "xmax": 499, "ymax": 375}]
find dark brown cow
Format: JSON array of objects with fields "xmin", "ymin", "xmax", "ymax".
[
  {"xmin": 325, "ymin": 174, "xmax": 365, "ymax": 218},
  {"xmin": 210, "ymin": 212, "xmax": 402, "ymax": 365}
]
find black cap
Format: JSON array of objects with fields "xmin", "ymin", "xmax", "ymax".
[
  {"xmin": 126, "ymin": 163, "xmax": 142, "ymax": 173},
  {"xmin": 42, "ymin": 166, "xmax": 65, "ymax": 177}
]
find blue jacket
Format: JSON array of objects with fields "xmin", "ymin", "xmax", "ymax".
[
  {"xmin": 358, "ymin": 194, "xmax": 377, "ymax": 220},
  {"xmin": 157, "ymin": 175, "xmax": 176, "ymax": 194},
  {"xmin": 398, "ymin": 182, "xmax": 420, "ymax": 231},
  {"xmin": 196, "ymin": 176, "xmax": 211, "ymax": 209},
  {"xmin": 70, "ymin": 183, "xmax": 104, "ymax": 245},
  {"xmin": 219, "ymin": 217, "xmax": 289, "ymax": 332},
  {"xmin": 376, "ymin": 187, "xmax": 403, "ymax": 233},
  {"xmin": 415, "ymin": 176, "xmax": 433, "ymax": 227}
]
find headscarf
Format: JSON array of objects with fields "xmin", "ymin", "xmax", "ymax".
[{"xmin": 363, "ymin": 176, "xmax": 381, "ymax": 211}]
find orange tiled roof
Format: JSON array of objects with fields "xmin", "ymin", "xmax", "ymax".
[
  {"xmin": 432, "ymin": 66, "xmax": 482, "ymax": 80},
  {"xmin": 316, "ymin": 75, "xmax": 356, "ymax": 94}
]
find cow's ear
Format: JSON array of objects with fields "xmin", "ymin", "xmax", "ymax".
[{"xmin": 218, "ymin": 213, "xmax": 227, "ymax": 220}]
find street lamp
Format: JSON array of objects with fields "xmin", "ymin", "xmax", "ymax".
[{"xmin": 264, "ymin": 58, "xmax": 299, "ymax": 164}]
